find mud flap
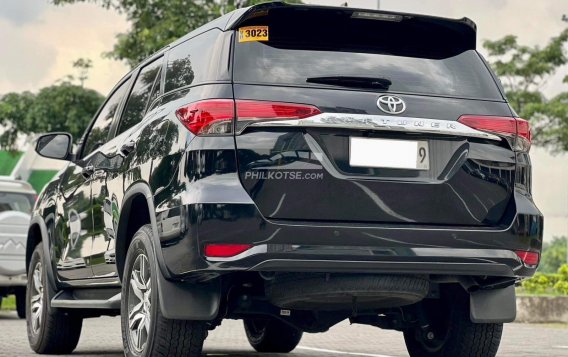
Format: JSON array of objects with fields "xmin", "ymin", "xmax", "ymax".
[
  {"xmin": 157, "ymin": 271, "xmax": 221, "ymax": 320},
  {"xmin": 469, "ymin": 284, "xmax": 516, "ymax": 323}
]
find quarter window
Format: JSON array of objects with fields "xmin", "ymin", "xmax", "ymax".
[
  {"xmin": 164, "ymin": 29, "xmax": 226, "ymax": 93},
  {"xmin": 82, "ymin": 79, "xmax": 129, "ymax": 158},
  {"xmin": 117, "ymin": 58, "xmax": 163, "ymax": 135}
]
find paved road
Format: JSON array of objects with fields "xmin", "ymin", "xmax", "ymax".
[{"xmin": 1, "ymin": 311, "xmax": 567, "ymax": 356}]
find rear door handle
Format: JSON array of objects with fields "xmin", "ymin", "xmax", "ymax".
[{"xmin": 120, "ymin": 141, "xmax": 136, "ymax": 156}]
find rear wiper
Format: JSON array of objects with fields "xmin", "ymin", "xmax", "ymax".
[{"xmin": 306, "ymin": 76, "xmax": 392, "ymax": 90}]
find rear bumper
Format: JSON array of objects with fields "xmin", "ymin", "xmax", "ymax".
[{"xmin": 158, "ymin": 191, "xmax": 543, "ymax": 280}]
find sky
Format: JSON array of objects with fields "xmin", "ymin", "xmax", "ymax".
[{"xmin": 0, "ymin": 0, "xmax": 566, "ymax": 241}]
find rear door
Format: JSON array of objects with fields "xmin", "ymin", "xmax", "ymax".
[
  {"xmin": 56, "ymin": 78, "xmax": 129, "ymax": 281},
  {"xmin": 232, "ymin": 6, "xmax": 516, "ymax": 227},
  {"xmin": 89, "ymin": 57, "xmax": 163, "ymax": 278}
]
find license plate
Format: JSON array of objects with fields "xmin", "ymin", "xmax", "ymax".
[{"xmin": 349, "ymin": 137, "xmax": 429, "ymax": 170}]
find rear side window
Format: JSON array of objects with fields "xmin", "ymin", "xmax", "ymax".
[
  {"xmin": 164, "ymin": 29, "xmax": 230, "ymax": 93},
  {"xmin": 117, "ymin": 57, "xmax": 163, "ymax": 135},
  {"xmin": 0, "ymin": 192, "xmax": 34, "ymax": 213},
  {"xmin": 82, "ymin": 79, "xmax": 130, "ymax": 157},
  {"xmin": 233, "ymin": 9, "xmax": 502, "ymax": 100}
]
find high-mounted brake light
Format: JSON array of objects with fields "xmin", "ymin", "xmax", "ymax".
[
  {"xmin": 175, "ymin": 99, "xmax": 321, "ymax": 136},
  {"xmin": 458, "ymin": 115, "xmax": 532, "ymax": 152},
  {"xmin": 515, "ymin": 250, "xmax": 540, "ymax": 267},
  {"xmin": 204, "ymin": 244, "xmax": 254, "ymax": 258}
]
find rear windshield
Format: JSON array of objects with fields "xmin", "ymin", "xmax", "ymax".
[
  {"xmin": 234, "ymin": 44, "xmax": 501, "ymax": 100},
  {"xmin": 232, "ymin": 7, "xmax": 502, "ymax": 100},
  {"xmin": 0, "ymin": 192, "xmax": 34, "ymax": 213}
]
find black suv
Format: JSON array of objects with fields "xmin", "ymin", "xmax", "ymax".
[{"xmin": 26, "ymin": 3, "xmax": 543, "ymax": 357}]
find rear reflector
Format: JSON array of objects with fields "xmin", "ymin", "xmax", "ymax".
[
  {"xmin": 175, "ymin": 99, "xmax": 321, "ymax": 136},
  {"xmin": 204, "ymin": 244, "xmax": 254, "ymax": 258},
  {"xmin": 458, "ymin": 115, "xmax": 531, "ymax": 152},
  {"xmin": 515, "ymin": 250, "xmax": 540, "ymax": 266}
]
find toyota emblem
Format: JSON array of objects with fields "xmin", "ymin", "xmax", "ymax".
[{"xmin": 377, "ymin": 95, "xmax": 406, "ymax": 115}]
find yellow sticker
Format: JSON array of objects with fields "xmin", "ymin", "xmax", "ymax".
[{"xmin": 238, "ymin": 26, "xmax": 269, "ymax": 43}]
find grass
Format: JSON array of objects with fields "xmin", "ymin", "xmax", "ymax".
[
  {"xmin": 27, "ymin": 170, "xmax": 58, "ymax": 193},
  {"xmin": 0, "ymin": 151, "xmax": 23, "ymax": 176},
  {"xmin": 0, "ymin": 295, "xmax": 16, "ymax": 311}
]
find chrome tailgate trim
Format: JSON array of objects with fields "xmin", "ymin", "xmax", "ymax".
[{"xmin": 243, "ymin": 113, "xmax": 501, "ymax": 141}]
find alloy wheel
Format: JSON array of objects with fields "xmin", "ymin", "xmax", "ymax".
[
  {"xmin": 30, "ymin": 262, "xmax": 44, "ymax": 335},
  {"xmin": 127, "ymin": 253, "xmax": 152, "ymax": 353}
]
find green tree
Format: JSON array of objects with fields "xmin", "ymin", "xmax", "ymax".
[
  {"xmin": 25, "ymin": 83, "xmax": 104, "ymax": 142},
  {"xmin": 52, "ymin": 0, "xmax": 301, "ymax": 67},
  {"xmin": 0, "ymin": 92, "xmax": 36, "ymax": 152},
  {"xmin": 483, "ymin": 21, "xmax": 568, "ymax": 152},
  {"xmin": 539, "ymin": 236, "xmax": 568, "ymax": 274},
  {"xmin": 72, "ymin": 58, "xmax": 94, "ymax": 87},
  {"xmin": 0, "ymin": 74, "xmax": 103, "ymax": 152}
]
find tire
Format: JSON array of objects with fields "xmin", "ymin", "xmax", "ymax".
[
  {"xmin": 403, "ymin": 287, "xmax": 503, "ymax": 357},
  {"xmin": 26, "ymin": 244, "xmax": 83, "ymax": 354},
  {"xmin": 15, "ymin": 287, "xmax": 26, "ymax": 319},
  {"xmin": 244, "ymin": 317, "xmax": 303, "ymax": 353},
  {"xmin": 121, "ymin": 225, "xmax": 208, "ymax": 357}
]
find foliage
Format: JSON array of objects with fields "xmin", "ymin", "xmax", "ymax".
[
  {"xmin": 72, "ymin": 58, "xmax": 94, "ymax": 87},
  {"xmin": 554, "ymin": 280, "xmax": 568, "ymax": 295},
  {"xmin": 539, "ymin": 236, "xmax": 568, "ymax": 274},
  {"xmin": 0, "ymin": 83, "xmax": 103, "ymax": 151},
  {"xmin": 483, "ymin": 25, "xmax": 568, "ymax": 152},
  {"xmin": 52, "ymin": 0, "xmax": 302, "ymax": 68},
  {"xmin": 28, "ymin": 83, "xmax": 103, "ymax": 141},
  {"xmin": 0, "ymin": 92, "xmax": 36, "ymax": 152},
  {"xmin": 519, "ymin": 264, "xmax": 568, "ymax": 296},
  {"xmin": 0, "ymin": 295, "xmax": 15, "ymax": 311}
]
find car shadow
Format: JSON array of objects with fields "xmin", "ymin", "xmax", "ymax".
[
  {"xmin": 204, "ymin": 350, "xmax": 292, "ymax": 356},
  {"xmin": 69, "ymin": 350, "xmax": 293, "ymax": 357}
]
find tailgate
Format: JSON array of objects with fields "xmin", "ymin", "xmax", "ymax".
[{"xmin": 231, "ymin": 4, "xmax": 515, "ymax": 226}]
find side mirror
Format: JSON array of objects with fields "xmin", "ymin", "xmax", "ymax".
[{"xmin": 35, "ymin": 133, "xmax": 73, "ymax": 161}]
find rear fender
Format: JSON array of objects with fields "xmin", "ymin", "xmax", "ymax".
[
  {"xmin": 27, "ymin": 215, "xmax": 58, "ymax": 291},
  {"xmin": 121, "ymin": 182, "xmax": 222, "ymax": 320}
]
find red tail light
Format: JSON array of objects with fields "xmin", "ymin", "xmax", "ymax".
[
  {"xmin": 515, "ymin": 250, "xmax": 540, "ymax": 266},
  {"xmin": 235, "ymin": 100, "xmax": 321, "ymax": 133},
  {"xmin": 458, "ymin": 115, "xmax": 532, "ymax": 152},
  {"xmin": 175, "ymin": 99, "xmax": 321, "ymax": 136},
  {"xmin": 175, "ymin": 99, "xmax": 234, "ymax": 136},
  {"xmin": 236, "ymin": 100, "xmax": 321, "ymax": 120},
  {"xmin": 204, "ymin": 244, "xmax": 254, "ymax": 258}
]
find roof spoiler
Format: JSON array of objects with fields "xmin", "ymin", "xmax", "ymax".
[{"xmin": 227, "ymin": 2, "xmax": 477, "ymax": 51}]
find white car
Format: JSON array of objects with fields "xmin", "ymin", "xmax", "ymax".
[{"xmin": 0, "ymin": 179, "xmax": 36, "ymax": 318}]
